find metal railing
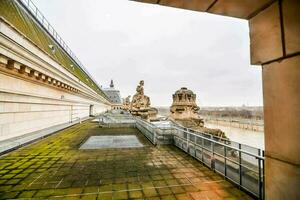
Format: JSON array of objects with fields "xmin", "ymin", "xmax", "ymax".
[
  {"xmin": 137, "ymin": 119, "xmax": 264, "ymax": 199},
  {"xmin": 135, "ymin": 118, "xmax": 157, "ymax": 145},
  {"xmin": 172, "ymin": 125, "xmax": 264, "ymax": 199},
  {"xmin": 95, "ymin": 114, "xmax": 264, "ymax": 199},
  {"xmin": 17, "ymin": 0, "xmax": 101, "ymax": 90}
]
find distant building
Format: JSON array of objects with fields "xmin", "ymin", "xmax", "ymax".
[{"xmin": 102, "ymin": 80, "xmax": 122, "ymax": 109}]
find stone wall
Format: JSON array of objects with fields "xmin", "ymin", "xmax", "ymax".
[
  {"xmin": 249, "ymin": 0, "xmax": 300, "ymax": 199},
  {"xmin": 0, "ymin": 19, "xmax": 110, "ymax": 141}
]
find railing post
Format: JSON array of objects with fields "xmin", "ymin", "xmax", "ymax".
[
  {"xmin": 239, "ymin": 143, "xmax": 242, "ymax": 187},
  {"xmin": 212, "ymin": 140, "xmax": 215, "ymax": 171},
  {"xmin": 262, "ymin": 150, "xmax": 265, "ymax": 200},
  {"xmin": 153, "ymin": 127, "xmax": 157, "ymax": 145},
  {"xmin": 201, "ymin": 136, "xmax": 204, "ymax": 163},
  {"xmin": 187, "ymin": 131, "xmax": 189, "ymax": 153},
  {"xmin": 258, "ymin": 149, "xmax": 263, "ymax": 200},
  {"xmin": 224, "ymin": 146, "xmax": 227, "ymax": 176}
]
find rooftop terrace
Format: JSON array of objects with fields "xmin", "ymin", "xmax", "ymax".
[{"xmin": 0, "ymin": 121, "xmax": 252, "ymax": 199}]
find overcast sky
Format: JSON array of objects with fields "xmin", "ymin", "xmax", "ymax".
[{"xmin": 32, "ymin": 0, "xmax": 263, "ymax": 107}]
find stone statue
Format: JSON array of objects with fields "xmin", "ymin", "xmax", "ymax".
[
  {"xmin": 170, "ymin": 87, "xmax": 204, "ymax": 127},
  {"xmin": 169, "ymin": 87, "xmax": 227, "ymax": 139},
  {"xmin": 136, "ymin": 80, "xmax": 144, "ymax": 95},
  {"xmin": 131, "ymin": 80, "xmax": 151, "ymax": 110},
  {"xmin": 122, "ymin": 95, "xmax": 131, "ymax": 111},
  {"xmin": 130, "ymin": 80, "xmax": 157, "ymax": 120}
]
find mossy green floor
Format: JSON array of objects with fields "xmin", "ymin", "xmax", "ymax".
[{"xmin": 0, "ymin": 121, "xmax": 253, "ymax": 199}]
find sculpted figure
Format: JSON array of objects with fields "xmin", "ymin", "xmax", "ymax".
[
  {"xmin": 136, "ymin": 80, "xmax": 144, "ymax": 95},
  {"xmin": 129, "ymin": 80, "xmax": 157, "ymax": 120},
  {"xmin": 131, "ymin": 80, "xmax": 150, "ymax": 110},
  {"xmin": 122, "ymin": 95, "xmax": 131, "ymax": 111},
  {"xmin": 125, "ymin": 95, "xmax": 131, "ymax": 104}
]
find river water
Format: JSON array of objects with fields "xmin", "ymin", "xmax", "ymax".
[{"xmin": 205, "ymin": 123, "xmax": 265, "ymax": 150}]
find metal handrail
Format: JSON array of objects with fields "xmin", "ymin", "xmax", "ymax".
[
  {"xmin": 174, "ymin": 135, "xmax": 260, "ymax": 172},
  {"xmin": 172, "ymin": 125, "xmax": 264, "ymax": 199},
  {"xmin": 135, "ymin": 118, "xmax": 157, "ymax": 145},
  {"xmin": 17, "ymin": 0, "xmax": 102, "ymax": 91},
  {"xmin": 172, "ymin": 121, "xmax": 263, "ymax": 152},
  {"xmin": 172, "ymin": 120, "xmax": 232, "ymax": 142},
  {"xmin": 135, "ymin": 118, "xmax": 264, "ymax": 199},
  {"xmin": 95, "ymin": 115, "xmax": 264, "ymax": 199},
  {"xmin": 172, "ymin": 126, "xmax": 264, "ymax": 160}
]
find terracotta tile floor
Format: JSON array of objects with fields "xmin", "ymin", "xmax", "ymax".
[{"xmin": 0, "ymin": 122, "xmax": 253, "ymax": 199}]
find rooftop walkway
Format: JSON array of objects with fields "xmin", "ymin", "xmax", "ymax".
[{"xmin": 0, "ymin": 121, "xmax": 253, "ymax": 199}]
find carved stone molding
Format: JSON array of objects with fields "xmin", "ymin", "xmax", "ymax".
[{"xmin": 0, "ymin": 54, "xmax": 79, "ymax": 93}]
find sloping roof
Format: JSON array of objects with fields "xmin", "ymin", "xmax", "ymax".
[
  {"xmin": 103, "ymin": 89, "xmax": 122, "ymax": 104},
  {"xmin": 0, "ymin": 0, "xmax": 108, "ymax": 99}
]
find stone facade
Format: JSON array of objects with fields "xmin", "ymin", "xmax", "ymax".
[{"xmin": 0, "ymin": 18, "xmax": 110, "ymax": 141}]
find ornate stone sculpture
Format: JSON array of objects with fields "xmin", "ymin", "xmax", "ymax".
[
  {"xmin": 170, "ymin": 87, "xmax": 204, "ymax": 127},
  {"xmin": 130, "ymin": 80, "xmax": 157, "ymax": 120},
  {"xmin": 169, "ymin": 87, "xmax": 227, "ymax": 139},
  {"xmin": 122, "ymin": 95, "xmax": 131, "ymax": 111}
]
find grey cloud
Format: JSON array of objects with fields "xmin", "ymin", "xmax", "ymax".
[{"xmin": 33, "ymin": 0, "xmax": 262, "ymax": 107}]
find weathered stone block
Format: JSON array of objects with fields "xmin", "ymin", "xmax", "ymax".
[
  {"xmin": 41, "ymin": 74, "xmax": 46, "ymax": 81},
  {"xmin": 160, "ymin": 0, "xmax": 215, "ymax": 12},
  {"xmin": 7, "ymin": 60, "xmax": 21, "ymax": 70},
  {"xmin": 209, "ymin": 0, "xmax": 273, "ymax": 19},
  {"xmin": 135, "ymin": 0, "xmax": 157, "ymax": 3},
  {"xmin": 282, "ymin": 0, "xmax": 300, "ymax": 55},
  {"xmin": 250, "ymin": 2, "xmax": 283, "ymax": 64},
  {"xmin": 23, "ymin": 66, "xmax": 31, "ymax": 74},
  {"xmin": 19, "ymin": 66, "xmax": 28, "ymax": 74},
  {"xmin": 263, "ymin": 55, "xmax": 300, "ymax": 165},
  {"xmin": 265, "ymin": 157, "xmax": 300, "ymax": 200},
  {"xmin": 33, "ymin": 71, "xmax": 39, "ymax": 76},
  {"xmin": 0, "ymin": 55, "xmax": 8, "ymax": 65}
]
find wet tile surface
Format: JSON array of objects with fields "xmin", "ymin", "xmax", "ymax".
[{"xmin": 0, "ymin": 122, "xmax": 253, "ymax": 199}]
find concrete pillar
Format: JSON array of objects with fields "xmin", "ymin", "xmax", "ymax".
[{"xmin": 249, "ymin": 0, "xmax": 300, "ymax": 199}]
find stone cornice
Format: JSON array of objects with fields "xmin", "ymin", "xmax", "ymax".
[{"xmin": 0, "ymin": 19, "xmax": 111, "ymax": 106}]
